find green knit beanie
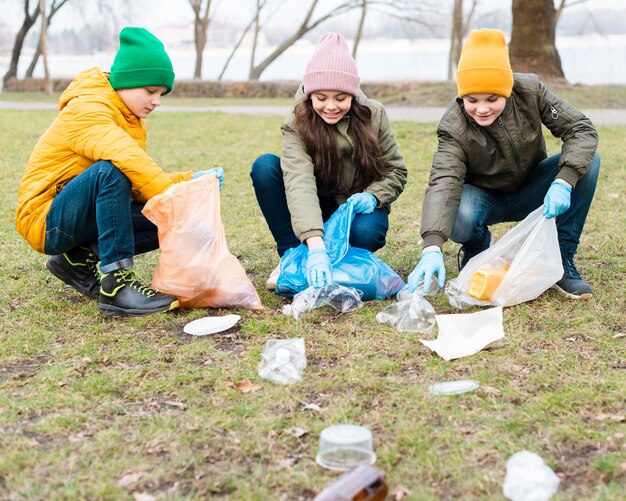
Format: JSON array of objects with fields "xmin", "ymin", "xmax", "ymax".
[{"xmin": 109, "ymin": 27, "xmax": 175, "ymax": 94}]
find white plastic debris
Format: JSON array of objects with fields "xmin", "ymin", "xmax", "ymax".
[
  {"xmin": 258, "ymin": 338, "xmax": 306, "ymax": 384},
  {"xmin": 376, "ymin": 286, "xmax": 436, "ymax": 333},
  {"xmin": 282, "ymin": 284, "xmax": 363, "ymax": 320},
  {"xmin": 503, "ymin": 451, "xmax": 560, "ymax": 501},
  {"xmin": 183, "ymin": 314, "xmax": 241, "ymax": 336}
]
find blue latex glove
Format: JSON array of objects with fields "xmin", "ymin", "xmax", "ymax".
[
  {"xmin": 192, "ymin": 167, "xmax": 224, "ymax": 190},
  {"xmin": 306, "ymin": 248, "xmax": 333, "ymax": 288},
  {"xmin": 347, "ymin": 192, "xmax": 377, "ymax": 214},
  {"xmin": 408, "ymin": 248, "xmax": 446, "ymax": 293},
  {"xmin": 543, "ymin": 180, "xmax": 572, "ymax": 219}
]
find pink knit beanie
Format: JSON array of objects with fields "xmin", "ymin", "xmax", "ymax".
[{"xmin": 303, "ymin": 33, "xmax": 360, "ymax": 97}]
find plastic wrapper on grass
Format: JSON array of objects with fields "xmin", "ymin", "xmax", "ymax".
[
  {"xmin": 282, "ymin": 284, "xmax": 363, "ymax": 320},
  {"xmin": 376, "ymin": 286, "xmax": 436, "ymax": 333}
]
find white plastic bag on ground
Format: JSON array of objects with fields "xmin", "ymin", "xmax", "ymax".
[
  {"xmin": 282, "ymin": 284, "xmax": 363, "ymax": 320},
  {"xmin": 446, "ymin": 206, "xmax": 563, "ymax": 309},
  {"xmin": 376, "ymin": 286, "xmax": 436, "ymax": 333},
  {"xmin": 258, "ymin": 338, "xmax": 306, "ymax": 384},
  {"xmin": 503, "ymin": 451, "xmax": 560, "ymax": 501}
]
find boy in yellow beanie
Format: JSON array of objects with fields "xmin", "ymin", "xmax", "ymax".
[
  {"xmin": 16, "ymin": 27, "xmax": 223, "ymax": 317},
  {"xmin": 408, "ymin": 28, "xmax": 600, "ymax": 300}
]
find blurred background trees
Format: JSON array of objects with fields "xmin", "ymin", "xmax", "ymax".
[{"xmin": 0, "ymin": 0, "xmax": 617, "ymax": 87}]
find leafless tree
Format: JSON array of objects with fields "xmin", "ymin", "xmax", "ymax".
[
  {"xmin": 447, "ymin": 0, "xmax": 478, "ymax": 81},
  {"xmin": 352, "ymin": 0, "xmax": 367, "ymax": 58},
  {"xmin": 509, "ymin": 0, "xmax": 565, "ymax": 81},
  {"xmin": 38, "ymin": 0, "xmax": 52, "ymax": 94},
  {"xmin": 248, "ymin": 0, "xmax": 362, "ymax": 81},
  {"xmin": 24, "ymin": 0, "xmax": 72, "ymax": 78},
  {"xmin": 3, "ymin": 0, "xmax": 41, "ymax": 86},
  {"xmin": 188, "ymin": 0, "xmax": 217, "ymax": 79}
]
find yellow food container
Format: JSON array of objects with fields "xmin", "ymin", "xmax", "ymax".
[{"xmin": 468, "ymin": 266, "xmax": 510, "ymax": 300}]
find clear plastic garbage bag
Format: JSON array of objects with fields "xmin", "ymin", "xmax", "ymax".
[
  {"xmin": 282, "ymin": 284, "xmax": 364, "ymax": 320},
  {"xmin": 503, "ymin": 451, "xmax": 560, "ymax": 501},
  {"xmin": 142, "ymin": 175, "xmax": 262, "ymax": 309},
  {"xmin": 258, "ymin": 338, "xmax": 306, "ymax": 384},
  {"xmin": 376, "ymin": 285, "xmax": 436, "ymax": 333},
  {"xmin": 446, "ymin": 206, "xmax": 563, "ymax": 309},
  {"xmin": 276, "ymin": 202, "xmax": 405, "ymax": 300}
]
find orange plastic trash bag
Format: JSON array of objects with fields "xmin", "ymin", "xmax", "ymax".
[{"xmin": 142, "ymin": 175, "xmax": 262, "ymax": 309}]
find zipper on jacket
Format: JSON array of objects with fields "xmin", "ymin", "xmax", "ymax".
[
  {"xmin": 549, "ymin": 105, "xmax": 559, "ymax": 120},
  {"xmin": 497, "ymin": 117, "xmax": 521, "ymax": 181}
]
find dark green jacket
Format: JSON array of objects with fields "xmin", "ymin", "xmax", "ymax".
[
  {"xmin": 281, "ymin": 87, "xmax": 407, "ymax": 243},
  {"xmin": 421, "ymin": 73, "xmax": 598, "ymax": 249}
]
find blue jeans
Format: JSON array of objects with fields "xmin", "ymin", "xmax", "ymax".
[
  {"xmin": 44, "ymin": 161, "xmax": 159, "ymax": 273},
  {"xmin": 450, "ymin": 153, "xmax": 601, "ymax": 257},
  {"xmin": 250, "ymin": 153, "xmax": 390, "ymax": 257}
]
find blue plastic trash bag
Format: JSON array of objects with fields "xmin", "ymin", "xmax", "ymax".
[{"xmin": 275, "ymin": 202, "xmax": 405, "ymax": 300}]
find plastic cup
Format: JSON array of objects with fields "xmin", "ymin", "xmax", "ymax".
[{"xmin": 315, "ymin": 424, "xmax": 376, "ymax": 472}]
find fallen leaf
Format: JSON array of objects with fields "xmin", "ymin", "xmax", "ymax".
[
  {"xmin": 164, "ymin": 400, "xmax": 186, "ymax": 410},
  {"xmin": 299, "ymin": 401, "xmax": 322, "ymax": 413},
  {"xmin": 276, "ymin": 457, "xmax": 298, "ymax": 470},
  {"xmin": 594, "ymin": 413, "xmax": 625, "ymax": 422},
  {"xmin": 612, "ymin": 333, "xmax": 625, "ymax": 339},
  {"xmin": 133, "ymin": 493, "xmax": 156, "ymax": 501},
  {"xmin": 117, "ymin": 472, "xmax": 144, "ymax": 487},
  {"xmin": 235, "ymin": 379, "xmax": 262, "ymax": 393},
  {"xmin": 390, "ymin": 486, "xmax": 411, "ymax": 500},
  {"xmin": 481, "ymin": 386, "xmax": 502, "ymax": 396},
  {"xmin": 284, "ymin": 426, "xmax": 309, "ymax": 438},
  {"xmin": 565, "ymin": 336, "xmax": 577, "ymax": 342}
]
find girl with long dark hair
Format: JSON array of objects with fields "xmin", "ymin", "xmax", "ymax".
[{"xmin": 251, "ymin": 32, "xmax": 408, "ymax": 289}]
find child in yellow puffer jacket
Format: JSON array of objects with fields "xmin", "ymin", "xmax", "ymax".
[{"xmin": 16, "ymin": 27, "xmax": 223, "ymax": 317}]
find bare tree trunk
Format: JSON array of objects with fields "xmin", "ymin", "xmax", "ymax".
[
  {"xmin": 39, "ymin": 0, "xmax": 52, "ymax": 94},
  {"xmin": 3, "ymin": 0, "xmax": 40, "ymax": 87},
  {"xmin": 218, "ymin": 17, "xmax": 255, "ymax": 80},
  {"xmin": 25, "ymin": 0, "xmax": 71, "ymax": 78},
  {"xmin": 509, "ymin": 0, "xmax": 565, "ymax": 82},
  {"xmin": 249, "ymin": 0, "xmax": 359, "ymax": 81},
  {"xmin": 447, "ymin": 0, "xmax": 463, "ymax": 81},
  {"xmin": 352, "ymin": 0, "xmax": 367, "ymax": 58},
  {"xmin": 189, "ymin": 0, "xmax": 213, "ymax": 80},
  {"xmin": 250, "ymin": 0, "xmax": 261, "ymax": 75}
]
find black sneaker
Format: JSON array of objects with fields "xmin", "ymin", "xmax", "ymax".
[
  {"xmin": 46, "ymin": 246, "xmax": 100, "ymax": 298},
  {"xmin": 552, "ymin": 255, "xmax": 592, "ymax": 300},
  {"xmin": 457, "ymin": 231, "xmax": 493, "ymax": 271},
  {"xmin": 98, "ymin": 268, "xmax": 179, "ymax": 317}
]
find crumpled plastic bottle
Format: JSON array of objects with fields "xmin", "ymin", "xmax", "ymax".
[
  {"xmin": 376, "ymin": 285, "xmax": 436, "ymax": 333},
  {"xmin": 258, "ymin": 338, "xmax": 307, "ymax": 384},
  {"xmin": 282, "ymin": 284, "xmax": 363, "ymax": 320},
  {"xmin": 502, "ymin": 451, "xmax": 560, "ymax": 501}
]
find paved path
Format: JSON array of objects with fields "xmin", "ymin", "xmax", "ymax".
[{"xmin": 1, "ymin": 101, "xmax": 625, "ymax": 125}]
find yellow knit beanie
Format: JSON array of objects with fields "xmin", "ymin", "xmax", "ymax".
[{"xmin": 456, "ymin": 29, "xmax": 513, "ymax": 98}]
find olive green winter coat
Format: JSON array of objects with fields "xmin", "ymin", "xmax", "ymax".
[{"xmin": 421, "ymin": 73, "xmax": 598, "ymax": 249}]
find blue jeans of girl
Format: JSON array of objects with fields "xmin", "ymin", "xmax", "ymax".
[
  {"xmin": 44, "ymin": 161, "xmax": 159, "ymax": 273},
  {"xmin": 250, "ymin": 153, "xmax": 389, "ymax": 257},
  {"xmin": 450, "ymin": 153, "xmax": 601, "ymax": 258}
]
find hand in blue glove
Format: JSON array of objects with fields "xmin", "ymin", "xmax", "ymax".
[
  {"xmin": 408, "ymin": 248, "xmax": 446, "ymax": 294},
  {"xmin": 543, "ymin": 180, "xmax": 572, "ymax": 219},
  {"xmin": 306, "ymin": 248, "xmax": 333, "ymax": 288},
  {"xmin": 347, "ymin": 192, "xmax": 377, "ymax": 214},
  {"xmin": 192, "ymin": 167, "xmax": 224, "ymax": 190}
]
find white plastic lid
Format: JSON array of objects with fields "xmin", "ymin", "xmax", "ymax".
[
  {"xmin": 183, "ymin": 314, "xmax": 241, "ymax": 336},
  {"xmin": 428, "ymin": 380, "xmax": 480, "ymax": 395}
]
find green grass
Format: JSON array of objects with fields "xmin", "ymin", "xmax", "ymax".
[{"xmin": 0, "ymin": 104, "xmax": 624, "ymax": 500}]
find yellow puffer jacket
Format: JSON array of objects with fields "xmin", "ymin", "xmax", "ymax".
[{"xmin": 16, "ymin": 66, "xmax": 192, "ymax": 253}]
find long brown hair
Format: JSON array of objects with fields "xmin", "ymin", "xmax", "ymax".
[{"xmin": 293, "ymin": 97, "xmax": 385, "ymax": 195}]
